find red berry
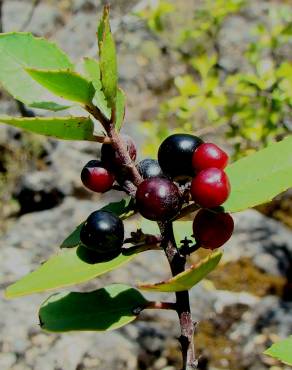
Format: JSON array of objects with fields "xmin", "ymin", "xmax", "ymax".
[
  {"xmin": 190, "ymin": 168, "xmax": 230, "ymax": 208},
  {"xmin": 136, "ymin": 177, "xmax": 182, "ymax": 221},
  {"xmin": 193, "ymin": 209, "xmax": 234, "ymax": 249},
  {"xmin": 81, "ymin": 160, "xmax": 115, "ymax": 193},
  {"xmin": 192, "ymin": 143, "xmax": 228, "ymax": 172},
  {"xmin": 101, "ymin": 134, "xmax": 137, "ymax": 169}
]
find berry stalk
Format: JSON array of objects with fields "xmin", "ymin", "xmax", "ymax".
[
  {"xmin": 107, "ymin": 122, "xmax": 142, "ymax": 187},
  {"xmin": 159, "ymin": 221, "xmax": 197, "ymax": 370},
  {"xmin": 87, "ymin": 103, "xmax": 143, "ymax": 187}
]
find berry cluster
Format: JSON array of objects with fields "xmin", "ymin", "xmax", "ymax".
[
  {"xmin": 156, "ymin": 134, "xmax": 234, "ymax": 250},
  {"xmin": 79, "ymin": 133, "xmax": 234, "ymax": 256}
]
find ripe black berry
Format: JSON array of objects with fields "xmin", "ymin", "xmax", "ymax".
[
  {"xmin": 101, "ymin": 134, "xmax": 137, "ymax": 169},
  {"xmin": 192, "ymin": 209, "xmax": 234, "ymax": 249},
  {"xmin": 190, "ymin": 168, "xmax": 230, "ymax": 208},
  {"xmin": 81, "ymin": 160, "xmax": 115, "ymax": 193},
  {"xmin": 137, "ymin": 158, "xmax": 163, "ymax": 179},
  {"xmin": 192, "ymin": 143, "xmax": 228, "ymax": 171},
  {"xmin": 136, "ymin": 177, "xmax": 182, "ymax": 221},
  {"xmin": 80, "ymin": 210, "xmax": 124, "ymax": 254},
  {"xmin": 158, "ymin": 133, "xmax": 203, "ymax": 179}
]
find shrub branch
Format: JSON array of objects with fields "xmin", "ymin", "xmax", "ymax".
[{"xmin": 87, "ymin": 102, "xmax": 197, "ymax": 370}]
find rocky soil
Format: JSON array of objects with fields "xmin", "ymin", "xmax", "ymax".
[{"xmin": 0, "ymin": 1, "xmax": 292, "ymax": 369}]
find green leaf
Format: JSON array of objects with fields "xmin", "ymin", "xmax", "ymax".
[
  {"xmin": 29, "ymin": 102, "xmax": 71, "ymax": 111},
  {"xmin": 0, "ymin": 32, "xmax": 73, "ymax": 110},
  {"xmin": 61, "ymin": 223, "xmax": 84, "ymax": 249},
  {"xmin": 83, "ymin": 58, "xmax": 124, "ymax": 129},
  {"xmin": 115, "ymin": 88, "xmax": 126, "ymax": 131},
  {"xmin": 83, "ymin": 57, "xmax": 111, "ymax": 118},
  {"xmin": 61, "ymin": 197, "xmax": 135, "ymax": 249},
  {"xmin": 5, "ymin": 247, "xmax": 140, "ymax": 299},
  {"xmin": 264, "ymin": 336, "xmax": 292, "ymax": 365},
  {"xmin": 0, "ymin": 116, "xmax": 95, "ymax": 141},
  {"xmin": 26, "ymin": 69, "xmax": 95, "ymax": 105},
  {"xmin": 39, "ymin": 284, "xmax": 148, "ymax": 332},
  {"xmin": 97, "ymin": 6, "xmax": 118, "ymax": 107},
  {"xmin": 137, "ymin": 251, "xmax": 222, "ymax": 292},
  {"xmin": 224, "ymin": 136, "xmax": 292, "ymax": 212}
]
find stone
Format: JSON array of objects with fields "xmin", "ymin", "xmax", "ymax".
[
  {"xmin": 55, "ymin": 13, "xmax": 97, "ymax": 59},
  {"xmin": 226, "ymin": 209, "xmax": 292, "ymax": 277},
  {"xmin": 0, "ymin": 353, "xmax": 17, "ymax": 370},
  {"xmin": 3, "ymin": 1, "xmax": 61, "ymax": 36}
]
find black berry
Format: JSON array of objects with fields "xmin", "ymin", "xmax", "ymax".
[
  {"xmin": 136, "ymin": 177, "xmax": 182, "ymax": 221},
  {"xmin": 158, "ymin": 133, "xmax": 203, "ymax": 179},
  {"xmin": 80, "ymin": 210, "xmax": 124, "ymax": 254},
  {"xmin": 137, "ymin": 158, "xmax": 163, "ymax": 179}
]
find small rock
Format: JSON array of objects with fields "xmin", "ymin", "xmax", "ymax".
[
  {"xmin": 225, "ymin": 209, "xmax": 292, "ymax": 277},
  {"xmin": 0, "ymin": 353, "xmax": 16, "ymax": 370}
]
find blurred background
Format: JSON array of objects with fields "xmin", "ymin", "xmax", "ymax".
[{"xmin": 0, "ymin": 0, "xmax": 292, "ymax": 369}]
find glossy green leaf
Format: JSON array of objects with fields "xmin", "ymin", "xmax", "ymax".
[
  {"xmin": 5, "ymin": 247, "xmax": 140, "ymax": 299},
  {"xmin": 0, "ymin": 116, "xmax": 95, "ymax": 141},
  {"xmin": 264, "ymin": 336, "xmax": 292, "ymax": 365},
  {"xmin": 115, "ymin": 88, "xmax": 126, "ymax": 131},
  {"xmin": 27, "ymin": 69, "xmax": 95, "ymax": 105},
  {"xmin": 39, "ymin": 284, "xmax": 148, "ymax": 332},
  {"xmin": 224, "ymin": 136, "xmax": 292, "ymax": 212},
  {"xmin": 61, "ymin": 197, "xmax": 135, "ymax": 249},
  {"xmin": 137, "ymin": 251, "xmax": 222, "ymax": 292},
  {"xmin": 0, "ymin": 32, "xmax": 73, "ymax": 110},
  {"xmin": 60, "ymin": 223, "xmax": 84, "ymax": 249},
  {"xmin": 97, "ymin": 6, "xmax": 118, "ymax": 107},
  {"xmin": 83, "ymin": 57, "xmax": 111, "ymax": 118}
]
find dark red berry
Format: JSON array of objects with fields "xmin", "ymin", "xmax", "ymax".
[
  {"xmin": 193, "ymin": 209, "xmax": 234, "ymax": 249},
  {"xmin": 136, "ymin": 177, "xmax": 182, "ymax": 221},
  {"xmin": 190, "ymin": 168, "xmax": 230, "ymax": 208},
  {"xmin": 192, "ymin": 143, "xmax": 228, "ymax": 171},
  {"xmin": 80, "ymin": 210, "xmax": 124, "ymax": 254},
  {"xmin": 137, "ymin": 158, "xmax": 163, "ymax": 179},
  {"xmin": 81, "ymin": 160, "xmax": 115, "ymax": 193},
  {"xmin": 158, "ymin": 134, "xmax": 203, "ymax": 179},
  {"xmin": 101, "ymin": 134, "xmax": 137, "ymax": 169}
]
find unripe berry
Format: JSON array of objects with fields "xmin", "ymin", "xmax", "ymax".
[
  {"xmin": 80, "ymin": 210, "xmax": 124, "ymax": 254},
  {"xmin": 137, "ymin": 158, "xmax": 163, "ymax": 179},
  {"xmin": 81, "ymin": 160, "xmax": 115, "ymax": 193},
  {"xmin": 158, "ymin": 134, "xmax": 203, "ymax": 179},
  {"xmin": 192, "ymin": 143, "xmax": 228, "ymax": 171},
  {"xmin": 190, "ymin": 168, "xmax": 230, "ymax": 208},
  {"xmin": 101, "ymin": 134, "xmax": 137, "ymax": 169},
  {"xmin": 136, "ymin": 177, "xmax": 182, "ymax": 221},
  {"xmin": 193, "ymin": 209, "xmax": 234, "ymax": 249}
]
